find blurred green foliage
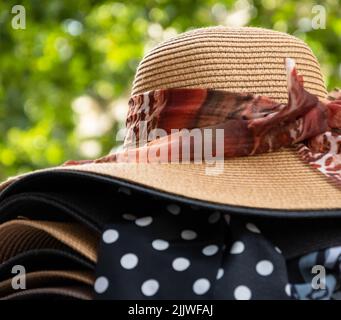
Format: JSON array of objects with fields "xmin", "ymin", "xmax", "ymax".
[{"xmin": 0, "ymin": 0, "xmax": 340, "ymax": 179}]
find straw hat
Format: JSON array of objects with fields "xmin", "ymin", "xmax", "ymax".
[
  {"xmin": 2, "ymin": 26, "xmax": 341, "ymax": 212},
  {"xmin": 0, "ymin": 270, "xmax": 94, "ymax": 297},
  {"xmin": 0, "ymin": 220, "xmax": 98, "ymax": 262}
]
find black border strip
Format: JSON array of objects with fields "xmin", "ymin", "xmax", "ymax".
[{"xmin": 1, "ymin": 169, "xmax": 341, "ymax": 219}]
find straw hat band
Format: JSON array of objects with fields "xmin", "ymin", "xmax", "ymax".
[{"xmin": 123, "ymin": 58, "xmax": 339, "ymax": 188}]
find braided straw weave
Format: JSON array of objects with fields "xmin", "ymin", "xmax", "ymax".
[
  {"xmin": 132, "ymin": 26, "xmax": 327, "ymax": 102},
  {"xmin": 0, "ymin": 220, "xmax": 98, "ymax": 262},
  {"xmin": 2, "ymin": 26, "xmax": 340, "ymax": 211}
]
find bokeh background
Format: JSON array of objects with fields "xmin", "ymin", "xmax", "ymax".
[{"xmin": 0, "ymin": 0, "xmax": 340, "ymax": 179}]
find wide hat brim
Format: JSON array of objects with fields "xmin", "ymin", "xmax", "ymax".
[{"xmin": 1, "ymin": 147, "xmax": 341, "ymax": 216}]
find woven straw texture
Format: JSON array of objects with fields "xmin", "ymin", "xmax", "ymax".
[
  {"xmin": 1, "ymin": 26, "xmax": 340, "ymax": 211},
  {"xmin": 0, "ymin": 220, "xmax": 98, "ymax": 262},
  {"xmin": 132, "ymin": 26, "xmax": 327, "ymax": 102},
  {"xmin": 0, "ymin": 270, "xmax": 94, "ymax": 297}
]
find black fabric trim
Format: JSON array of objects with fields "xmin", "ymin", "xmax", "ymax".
[
  {"xmin": 0, "ymin": 192, "xmax": 101, "ymax": 232},
  {"xmin": 1, "ymin": 169, "xmax": 340, "ymax": 219}
]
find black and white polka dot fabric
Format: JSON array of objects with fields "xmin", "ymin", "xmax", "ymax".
[
  {"xmin": 94, "ymin": 197, "xmax": 290, "ymax": 300},
  {"xmin": 2, "ymin": 171, "xmax": 341, "ymax": 300}
]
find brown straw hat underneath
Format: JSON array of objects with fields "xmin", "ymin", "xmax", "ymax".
[
  {"xmin": 0, "ymin": 220, "xmax": 98, "ymax": 262},
  {"xmin": 1, "ymin": 26, "xmax": 340, "ymax": 212},
  {"xmin": 0, "ymin": 270, "xmax": 94, "ymax": 297}
]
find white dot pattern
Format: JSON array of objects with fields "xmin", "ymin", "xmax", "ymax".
[
  {"xmin": 202, "ymin": 245, "xmax": 219, "ymax": 256},
  {"xmin": 102, "ymin": 229, "xmax": 119, "ymax": 244},
  {"xmin": 135, "ymin": 216, "xmax": 153, "ymax": 227},
  {"xmin": 167, "ymin": 204, "xmax": 181, "ymax": 215},
  {"xmin": 275, "ymin": 246, "xmax": 282, "ymax": 254},
  {"xmin": 234, "ymin": 285, "xmax": 252, "ymax": 300},
  {"xmin": 94, "ymin": 276, "xmax": 109, "ymax": 294},
  {"xmin": 152, "ymin": 239, "xmax": 169, "ymax": 251},
  {"xmin": 120, "ymin": 253, "xmax": 138, "ymax": 270},
  {"xmin": 256, "ymin": 260, "xmax": 274, "ymax": 276},
  {"xmin": 285, "ymin": 284, "xmax": 291, "ymax": 297},
  {"xmin": 122, "ymin": 213, "xmax": 136, "ymax": 221},
  {"xmin": 172, "ymin": 257, "xmax": 190, "ymax": 271},
  {"xmin": 98, "ymin": 200, "xmax": 290, "ymax": 299},
  {"xmin": 216, "ymin": 268, "xmax": 224, "ymax": 280},
  {"xmin": 246, "ymin": 223, "xmax": 261, "ymax": 234},
  {"xmin": 141, "ymin": 279, "xmax": 159, "ymax": 296},
  {"xmin": 181, "ymin": 230, "xmax": 197, "ymax": 240},
  {"xmin": 230, "ymin": 241, "xmax": 245, "ymax": 254},
  {"xmin": 193, "ymin": 278, "xmax": 210, "ymax": 295}
]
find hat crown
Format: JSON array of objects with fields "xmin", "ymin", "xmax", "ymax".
[{"xmin": 132, "ymin": 26, "xmax": 327, "ymax": 103}]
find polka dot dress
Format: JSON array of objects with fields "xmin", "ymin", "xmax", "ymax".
[{"xmin": 94, "ymin": 189, "xmax": 290, "ymax": 300}]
